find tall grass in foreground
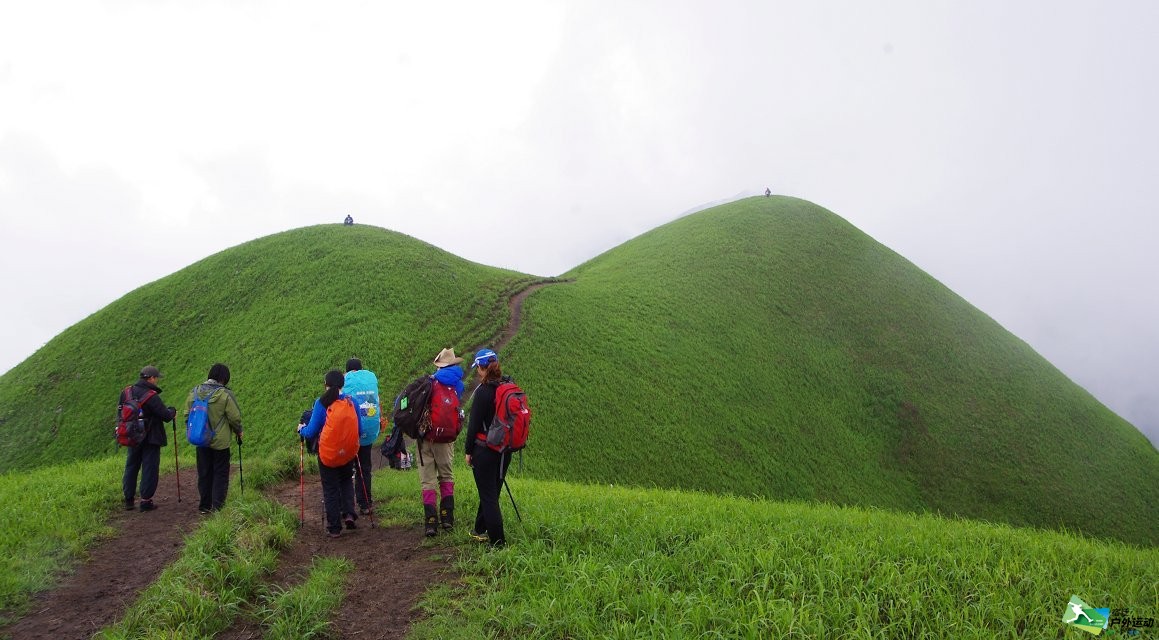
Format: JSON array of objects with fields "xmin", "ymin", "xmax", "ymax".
[
  {"xmin": 0, "ymin": 457, "xmax": 124, "ymax": 625},
  {"xmin": 412, "ymin": 479, "xmax": 1157, "ymax": 639},
  {"xmin": 260, "ymin": 556, "xmax": 352, "ymax": 640},
  {"xmin": 96, "ymin": 493, "xmax": 298, "ymax": 639}
]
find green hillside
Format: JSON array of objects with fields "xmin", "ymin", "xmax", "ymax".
[
  {"xmin": 1, "ymin": 199, "xmax": 1156, "ymax": 547},
  {"xmin": 0, "ymin": 224, "xmax": 537, "ymax": 471},
  {"xmin": 511, "ymin": 196, "xmax": 1159, "ymax": 546}
]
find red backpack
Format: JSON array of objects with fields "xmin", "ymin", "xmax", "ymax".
[
  {"xmin": 318, "ymin": 397, "xmax": 360, "ymax": 467},
  {"xmin": 484, "ymin": 381, "xmax": 530, "ymax": 453},
  {"xmin": 115, "ymin": 386, "xmax": 157, "ymax": 447},
  {"xmin": 427, "ymin": 381, "xmax": 462, "ymax": 443}
]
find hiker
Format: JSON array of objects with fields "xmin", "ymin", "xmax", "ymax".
[
  {"xmin": 122, "ymin": 365, "xmax": 177, "ymax": 512},
  {"xmin": 765, "ymin": 187, "xmax": 771, "ymax": 197},
  {"xmin": 185, "ymin": 363, "xmax": 244, "ymax": 514},
  {"xmin": 344, "ymin": 214, "xmax": 354, "ymax": 225},
  {"xmin": 419, "ymin": 348, "xmax": 465, "ymax": 536},
  {"xmin": 464, "ymin": 348, "xmax": 511, "ymax": 546},
  {"xmin": 344, "ymin": 357, "xmax": 382, "ymax": 515},
  {"xmin": 298, "ymin": 370, "xmax": 360, "ymax": 537}
]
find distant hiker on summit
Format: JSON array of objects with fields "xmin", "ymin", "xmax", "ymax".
[
  {"xmin": 765, "ymin": 187, "xmax": 771, "ymax": 197},
  {"xmin": 185, "ymin": 363, "xmax": 243, "ymax": 514},
  {"xmin": 298, "ymin": 370, "xmax": 362, "ymax": 538},
  {"xmin": 120, "ymin": 365, "xmax": 177, "ymax": 512},
  {"xmin": 344, "ymin": 358, "xmax": 382, "ymax": 515},
  {"xmin": 344, "ymin": 214, "xmax": 354, "ymax": 225}
]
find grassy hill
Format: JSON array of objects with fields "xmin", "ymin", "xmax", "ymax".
[
  {"xmin": 0, "ymin": 224, "xmax": 537, "ymax": 471},
  {"xmin": 510, "ymin": 196, "xmax": 1159, "ymax": 546},
  {"xmin": 1, "ymin": 198, "xmax": 1156, "ymax": 547}
]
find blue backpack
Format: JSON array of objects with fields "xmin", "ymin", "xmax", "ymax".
[
  {"xmin": 343, "ymin": 369, "xmax": 382, "ymax": 446},
  {"xmin": 186, "ymin": 388, "xmax": 217, "ymax": 447}
]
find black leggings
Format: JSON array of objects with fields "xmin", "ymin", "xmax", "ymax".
[
  {"xmin": 471, "ymin": 444, "xmax": 512, "ymax": 545},
  {"xmin": 318, "ymin": 458, "xmax": 356, "ymax": 534}
]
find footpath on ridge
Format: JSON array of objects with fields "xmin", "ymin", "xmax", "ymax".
[{"xmin": 0, "ymin": 278, "xmax": 565, "ymax": 640}]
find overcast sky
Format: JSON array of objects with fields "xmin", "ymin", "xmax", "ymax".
[{"xmin": 1, "ymin": 1, "xmax": 1156, "ymax": 446}]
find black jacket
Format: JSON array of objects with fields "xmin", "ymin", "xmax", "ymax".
[
  {"xmin": 131, "ymin": 380, "xmax": 176, "ymax": 446},
  {"xmin": 465, "ymin": 380, "xmax": 498, "ymax": 455}
]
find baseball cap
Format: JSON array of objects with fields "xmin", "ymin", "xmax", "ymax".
[
  {"xmin": 471, "ymin": 349, "xmax": 498, "ymax": 368},
  {"xmin": 139, "ymin": 365, "xmax": 162, "ymax": 379}
]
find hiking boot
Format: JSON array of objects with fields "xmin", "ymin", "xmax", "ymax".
[
  {"xmin": 139, "ymin": 500, "xmax": 156, "ymax": 512},
  {"xmin": 124, "ymin": 499, "xmax": 135, "ymax": 511},
  {"xmin": 344, "ymin": 515, "xmax": 357, "ymax": 530},
  {"xmin": 439, "ymin": 495, "xmax": 455, "ymax": 530},
  {"xmin": 359, "ymin": 506, "xmax": 374, "ymax": 516},
  {"xmin": 469, "ymin": 530, "xmax": 489, "ymax": 543},
  {"xmin": 327, "ymin": 530, "xmax": 342, "ymax": 539},
  {"xmin": 424, "ymin": 504, "xmax": 439, "ymax": 537}
]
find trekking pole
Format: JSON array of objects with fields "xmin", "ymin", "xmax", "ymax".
[
  {"xmin": 503, "ymin": 478, "xmax": 522, "ymax": 523},
  {"xmin": 171, "ymin": 419, "xmax": 182, "ymax": 503},
  {"xmin": 299, "ymin": 438, "xmax": 306, "ymax": 525},
  {"xmin": 354, "ymin": 454, "xmax": 377, "ymax": 529},
  {"xmin": 499, "ymin": 454, "xmax": 521, "ymax": 522},
  {"xmin": 237, "ymin": 437, "xmax": 245, "ymax": 493}
]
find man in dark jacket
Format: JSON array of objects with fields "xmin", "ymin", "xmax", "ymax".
[{"xmin": 122, "ymin": 365, "xmax": 177, "ymax": 512}]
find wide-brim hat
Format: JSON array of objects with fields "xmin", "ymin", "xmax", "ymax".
[{"xmin": 433, "ymin": 348, "xmax": 463, "ymax": 368}]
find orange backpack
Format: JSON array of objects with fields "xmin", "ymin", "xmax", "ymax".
[{"xmin": 318, "ymin": 397, "xmax": 360, "ymax": 466}]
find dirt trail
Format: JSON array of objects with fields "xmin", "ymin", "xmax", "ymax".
[
  {"xmin": 492, "ymin": 281, "xmax": 559, "ymax": 353},
  {"xmin": 0, "ymin": 468, "xmax": 201, "ymax": 640},
  {"xmin": 1, "ymin": 279, "xmax": 564, "ymax": 639},
  {"xmin": 216, "ymin": 476, "xmax": 451, "ymax": 640}
]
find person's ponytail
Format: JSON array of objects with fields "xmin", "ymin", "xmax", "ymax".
[
  {"xmin": 320, "ymin": 369, "xmax": 344, "ymax": 407},
  {"xmin": 481, "ymin": 361, "xmax": 503, "ymax": 384}
]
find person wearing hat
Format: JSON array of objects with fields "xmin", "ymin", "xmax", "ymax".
[
  {"xmin": 463, "ymin": 348, "xmax": 511, "ymax": 547},
  {"xmin": 419, "ymin": 347, "xmax": 465, "ymax": 536},
  {"xmin": 185, "ymin": 363, "xmax": 244, "ymax": 514},
  {"xmin": 344, "ymin": 357, "xmax": 382, "ymax": 515},
  {"xmin": 122, "ymin": 365, "xmax": 178, "ymax": 512}
]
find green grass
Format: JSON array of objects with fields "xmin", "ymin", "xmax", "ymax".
[
  {"xmin": 2, "ymin": 200, "xmax": 1154, "ymax": 636},
  {"xmin": 1, "ymin": 198, "xmax": 1156, "ymax": 554},
  {"xmin": 259, "ymin": 556, "xmax": 352, "ymax": 640},
  {"xmin": 0, "ymin": 224, "xmax": 536, "ymax": 472},
  {"xmin": 0, "ymin": 457, "xmax": 124, "ymax": 626},
  {"xmin": 508, "ymin": 196, "xmax": 1158, "ymax": 546},
  {"xmin": 411, "ymin": 478, "xmax": 1158, "ymax": 639},
  {"xmin": 95, "ymin": 492, "xmax": 299, "ymax": 639}
]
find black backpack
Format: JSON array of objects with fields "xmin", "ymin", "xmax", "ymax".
[
  {"xmin": 380, "ymin": 422, "xmax": 407, "ymax": 468},
  {"xmin": 391, "ymin": 376, "xmax": 433, "ymax": 439},
  {"xmin": 299, "ymin": 408, "xmax": 318, "ymax": 454}
]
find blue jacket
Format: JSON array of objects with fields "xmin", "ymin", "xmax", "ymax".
[
  {"xmin": 433, "ymin": 365, "xmax": 465, "ymax": 398},
  {"xmin": 299, "ymin": 393, "xmax": 356, "ymax": 440},
  {"xmin": 343, "ymin": 369, "xmax": 382, "ymax": 446}
]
